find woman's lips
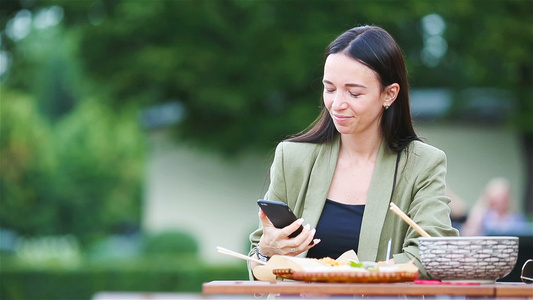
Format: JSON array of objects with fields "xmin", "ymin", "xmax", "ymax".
[{"xmin": 333, "ymin": 114, "xmax": 353, "ymax": 122}]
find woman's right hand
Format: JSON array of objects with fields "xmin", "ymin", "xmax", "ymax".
[{"xmin": 257, "ymin": 208, "xmax": 320, "ymax": 258}]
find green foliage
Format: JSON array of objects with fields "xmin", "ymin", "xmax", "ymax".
[
  {"xmin": 73, "ymin": 1, "xmax": 434, "ymax": 154},
  {"xmin": 143, "ymin": 231, "xmax": 200, "ymax": 256},
  {"xmin": 54, "ymin": 0, "xmax": 530, "ymax": 154},
  {"xmin": 0, "ymin": 90, "xmax": 145, "ymax": 244},
  {"xmin": 1, "ymin": 1, "xmax": 530, "ymax": 155},
  {"xmin": 0, "ymin": 1, "xmax": 145, "ymax": 246},
  {"xmin": 14, "ymin": 235, "xmax": 82, "ymax": 270},
  {"xmin": 0, "ymin": 91, "xmax": 57, "ymax": 236},
  {"xmin": 52, "ymin": 98, "xmax": 145, "ymax": 242},
  {"xmin": 0, "ymin": 258, "xmax": 247, "ymax": 300}
]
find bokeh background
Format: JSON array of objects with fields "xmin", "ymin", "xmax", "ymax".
[{"xmin": 1, "ymin": 0, "xmax": 532, "ymax": 299}]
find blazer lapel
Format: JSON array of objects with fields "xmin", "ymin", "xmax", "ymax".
[
  {"xmin": 300, "ymin": 136, "xmax": 340, "ymax": 228},
  {"xmin": 357, "ymin": 140, "xmax": 398, "ymax": 261}
]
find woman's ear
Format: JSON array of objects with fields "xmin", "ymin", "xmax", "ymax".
[{"xmin": 383, "ymin": 83, "xmax": 400, "ymax": 109}]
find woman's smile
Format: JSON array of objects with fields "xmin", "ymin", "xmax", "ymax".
[{"xmin": 332, "ymin": 114, "xmax": 354, "ymax": 122}]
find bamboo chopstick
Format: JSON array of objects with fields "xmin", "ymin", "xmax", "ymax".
[
  {"xmin": 389, "ymin": 202, "xmax": 431, "ymax": 238},
  {"xmin": 216, "ymin": 246, "xmax": 267, "ymax": 265}
]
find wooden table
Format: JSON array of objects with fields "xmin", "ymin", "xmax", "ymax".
[{"xmin": 203, "ymin": 281, "xmax": 533, "ymax": 298}]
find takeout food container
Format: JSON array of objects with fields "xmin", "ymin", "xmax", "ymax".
[
  {"xmin": 252, "ymin": 250, "xmax": 419, "ymax": 283},
  {"xmin": 272, "ymin": 266, "xmax": 419, "ymax": 283},
  {"xmin": 419, "ymin": 236, "xmax": 519, "ymax": 283}
]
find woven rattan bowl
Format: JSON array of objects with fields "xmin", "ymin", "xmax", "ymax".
[{"xmin": 419, "ymin": 236, "xmax": 519, "ymax": 283}]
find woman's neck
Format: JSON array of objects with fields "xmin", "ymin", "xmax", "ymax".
[{"xmin": 339, "ymin": 130, "xmax": 382, "ymax": 162}]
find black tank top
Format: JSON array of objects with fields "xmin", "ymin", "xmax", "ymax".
[{"xmin": 306, "ymin": 199, "xmax": 365, "ymax": 259}]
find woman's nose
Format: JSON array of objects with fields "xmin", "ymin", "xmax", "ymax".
[{"xmin": 332, "ymin": 92, "xmax": 348, "ymax": 110}]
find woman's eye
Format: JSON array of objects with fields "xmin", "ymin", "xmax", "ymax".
[
  {"xmin": 324, "ymin": 88, "xmax": 335, "ymax": 94},
  {"xmin": 349, "ymin": 92, "xmax": 361, "ymax": 98}
]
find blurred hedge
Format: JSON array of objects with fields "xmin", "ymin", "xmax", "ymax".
[
  {"xmin": 143, "ymin": 231, "xmax": 199, "ymax": 256},
  {"xmin": 0, "ymin": 231, "xmax": 242, "ymax": 300},
  {"xmin": 0, "ymin": 259, "xmax": 248, "ymax": 300}
]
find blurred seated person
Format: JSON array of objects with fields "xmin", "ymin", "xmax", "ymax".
[{"xmin": 461, "ymin": 177, "xmax": 532, "ymax": 236}]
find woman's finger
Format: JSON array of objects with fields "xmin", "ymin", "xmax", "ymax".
[
  {"xmin": 282, "ymin": 223, "xmax": 320, "ymax": 255},
  {"xmin": 279, "ymin": 218, "xmax": 304, "ymax": 238},
  {"xmin": 258, "ymin": 208, "xmax": 274, "ymax": 227}
]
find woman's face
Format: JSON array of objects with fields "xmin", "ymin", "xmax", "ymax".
[{"xmin": 322, "ymin": 53, "xmax": 395, "ymax": 136}]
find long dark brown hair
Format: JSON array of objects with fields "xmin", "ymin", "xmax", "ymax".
[{"xmin": 288, "ymin": 25, "xmax": 420, "ymax": 152}]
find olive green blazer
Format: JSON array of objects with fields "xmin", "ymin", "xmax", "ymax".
[{"xmin": 249, "ymin": 135, "xmax": 459, "ymax": 279}]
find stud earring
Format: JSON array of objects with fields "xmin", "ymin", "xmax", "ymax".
[{"xmin": 384, "ymin": 105, "xmax": 390, "ymax": 110}]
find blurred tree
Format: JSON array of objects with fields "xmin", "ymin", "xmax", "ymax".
[
  {"xmin": 70, "ymin": 0, "xmax": 432, "ymax": 154},
  {"xmin": 2, "ymin": 2, "xmax": 530, "ymax": 142},
  {"xmin": 52, "ymin": 98, "xmax": 145, "ymax": 242},
  {"xmin": 0, "ymin": 91, "xmax": 145, "ymax": 244},
  {"xmin": 1, "ymin": 1, "xmax": 146, "ymax": 242},
  {"xmin": 0, "ymin": 90, "xmax": 57, "ymax": 236},
  {"xmin": 66, "ymin": 0, "xmax": 533, "ymax": 210},
  {"xmin": 49, "ymin": 1, "xmax": 530, "ymax": 150},
  {"xmin": 438, "ymin": 1, "xmax": 533, "ymax": 213}
]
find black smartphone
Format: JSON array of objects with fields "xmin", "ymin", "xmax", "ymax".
[{"xmin": 257, "ymin": 199, "xmax": 303, "ymax": 238}]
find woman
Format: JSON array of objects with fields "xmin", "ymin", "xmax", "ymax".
[{"xmin": 249, "ymin": 25, "xmax": 458, "ymax": 279}]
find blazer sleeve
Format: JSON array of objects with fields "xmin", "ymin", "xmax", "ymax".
[
  {"xmin": 247, "ymin": 142, "xmax": 288, "ymax": 279},
  {"xmin": 392, "ymin": 145, "xmax": 459, "ymax": 279},
  {"xmin": 249, "ymin": 142, "xmax": 289, "ymax": 244}
]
